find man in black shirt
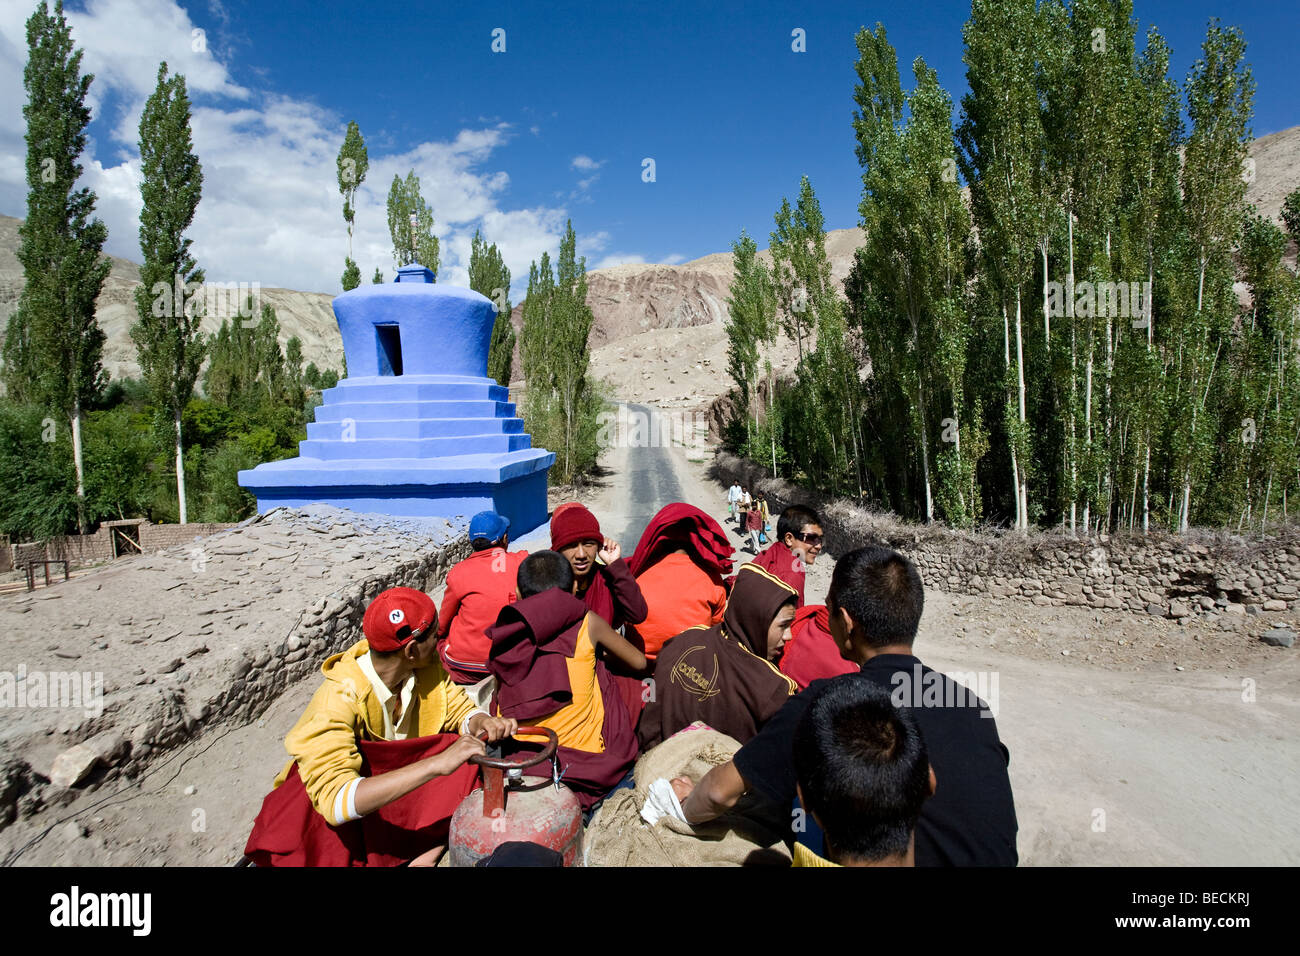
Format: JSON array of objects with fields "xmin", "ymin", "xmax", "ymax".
[{"xmin": 671, "ymin": 545, "xmax": 1018, "ymax": 866}]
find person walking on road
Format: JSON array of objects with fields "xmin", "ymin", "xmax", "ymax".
[
  {"xmin": 745, "ymin": 501, "xmax": 764, "ymax": 553},
  {"xmin": 738, "ymin": 486, "xmax": 753, "ymax": 531},
  {"xmin": 727, "ymin": 482, "xmax": 742, "ymax": 519}
]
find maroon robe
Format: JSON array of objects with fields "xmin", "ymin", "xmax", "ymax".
[
  {"xmin": 576, "ymin": 557, "xmax": 648, "ymax": 726},
  {"xmin": 487, "ymin": 588, "xmax": 640, "ymax": 809},
  {"xmin": 243, "ymin": 734, "xmax": 480, "ymax": 867},
  {"xmin": 779, "ymin": 604, "xmax": 858, "ymax": 689},
  {"xmin": 750, "ymin": 540, "xmax": 807, "ymax": 606}
]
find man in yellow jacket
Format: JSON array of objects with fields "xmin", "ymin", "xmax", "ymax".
[{"xmin": 276, "ymin": 587, "xmax": 516, "ymax": 827}]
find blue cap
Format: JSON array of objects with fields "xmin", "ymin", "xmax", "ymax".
[{"xmin": 469, "ymin": 510, "xmax": 510, "ymax": 543}]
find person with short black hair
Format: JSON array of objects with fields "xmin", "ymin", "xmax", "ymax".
[
  {"xmin": 752, "ymin": 504, "xmax": 823, "ymax": 606},
  {"xmin": 671, "ymin": 546, "xmax": 1018, "ymax": 867},
  {"xmin": 486, "ymin": 551, "xmax": 646, "ymax": 809},
  {"xmin": 750, "ymin": 503, "xmax": 853, "ymax": 688},
  {"xmin": 792, "ymin": 675, "xmax": 934, "ymax": 867},
  {"xmin": 516, "ymin": 547, "xmax": 574, "ymax": 597}
]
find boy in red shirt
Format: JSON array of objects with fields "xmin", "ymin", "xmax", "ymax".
[{"xmin": 437, "ymin": 510, "xmax": 528, "ymax": 684}]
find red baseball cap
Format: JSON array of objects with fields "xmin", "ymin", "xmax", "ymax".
[{"xmin": 362, "ymin": 587, "xmax": 437, "ymax": 653}]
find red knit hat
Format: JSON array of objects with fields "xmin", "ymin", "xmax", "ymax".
[
  {"xmin": 362, "ymin": 587, "xmax": 437, "ymax": 653},
  {"xmin": 550, "ymin": 503, "xmax": 603, "ymax": 552}
]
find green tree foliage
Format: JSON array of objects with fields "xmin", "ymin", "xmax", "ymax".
[
  {"xmin": 724, "ymin": 6, "xmax": 1293, "ymax": 536},
  {"xmin": 853, "ymin": 30, "xmax": 980, "ymax": 524},
  {"xmin": 203, "ymin": 302, "xmax": 302, "ymax": 425},
  {"xmin": 519, "ymin": 220, "xmax": 604, "ymax": 483},
  {"xmin": 131, "ymin": 61, "xmax": 205, "ymax": 525},
  {"xmin": 336, "ymin": 120, "xmax": 368, "ymax": 285},
  {"xmin": 723, "ymin": 230, "xmax": 776, "ymax": 460},
  {"xmin": 341, "ymin": 258, "xmax": 361, "ymax": 292},
  {"xmin": 386, "ymin": 170, "xmax": 439, "ymax": 274},
  {"xmin": 768, "ymin": 178, "xmax": 866, "ymax": 499},
  {"xmin": 372, "ymin": 267, "xmax": 384, "ymax": 284},
  {"xmin": 3, "ymin": 0, "xmax": 111, "ymax": 534},
  {"xmin": 469, "ymin": 229, "xmax": 516, "ymax": 385}
]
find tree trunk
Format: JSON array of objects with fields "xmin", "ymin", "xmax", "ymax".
[
  {"xmin": 1141, "ymin": 443, "xmax": 1151, "ymax": 534},
  {"xmin": 71, "ymin": 400, "xmax": 88, "ymax": 536},
  {"xmin": 918, "ymin": 385, "xmax": 934, "ymax": 523},
  {"xmin": 1083, "ymin": 337, "xmax": 1093, "ymax": 532},
  {"xmin": 1014, "ymin": 287, "xmax": 1028, "ymax": 530},
  {"xmin": 1067, "ymin": 212, "xmax": 1077, "ymax": 533},
  {"xmin": 1041, "ymin": 242, "xmax": 1051, "ymax": 345},
  {"xmin": 1003, "ymin": 302, "xmax": 1021, "ymax": 530},
  {"xmin": 175, "ymin": 408, "xmax": 188, "ymax": 524}
]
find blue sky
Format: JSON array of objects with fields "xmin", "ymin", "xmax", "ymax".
[{"xmin": 1, "ymin": 0, "xmax": 1296, "ymax": 298}]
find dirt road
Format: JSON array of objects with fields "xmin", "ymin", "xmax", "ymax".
[
  {"xmin": 589, "ymin": 405, "xmax": 1300, "ymax": 866},
  {"xmin": 6, "ymin": 405, "xmax": 1296, "ymax": 866}
]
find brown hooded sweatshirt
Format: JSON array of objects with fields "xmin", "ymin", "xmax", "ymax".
[{"xmin": 637, "ymin": 563, "xmax": 799, "ymax": 750}]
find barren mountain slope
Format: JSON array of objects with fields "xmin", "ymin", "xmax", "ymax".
[{"xmin": 1, "ymin": 125, "xmax": 1295, "ymax": 390}]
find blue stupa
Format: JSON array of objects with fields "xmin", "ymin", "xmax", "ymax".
[{"xmin": 238, "ymin": 264, "xmax": 554, "ymax": 534}]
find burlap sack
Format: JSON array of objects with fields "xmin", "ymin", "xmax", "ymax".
[{"xmin": 583, "ymin": 722, "xmax": 791, "ymax": 867}]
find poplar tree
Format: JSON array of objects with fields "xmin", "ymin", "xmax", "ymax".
[
  {"xmin": 4, "ymin": 0, "xmax": 111, "ymax": 534},
  {"xmin": 519, "ymin": 221, "xmax": 600, "ymax": 483},
  {"xmin": 1124, "ymin": 25, "xmax": 1183, "ymax": 532},
  {"xmin": 386, "ymin": 170, "xmax": 439, "ymax": 275},
  {"xmin": 336, "ymin": 120, "xmax": 368, "ymax": 291},
  {"xmin": 724, "ymin": 230, "xmax": 776, "ymax": 457},
  {"xmin": 958, "ymin": 0, "xmax": 1042, "ymax": 530},
  {"xmin": 132, "ymin": 62, "xmax": 205, "ymax": 525},
  {"xmin": 468, "ymin": 229, "xmax": 515, "ymax": 385},
  {"xmin": 1172, "ymin": 20, "xmax": 1254, "ymax": 532},
  {"xmin": 853, "ymin": 26, "xmax": 977, "ymax": 523}
]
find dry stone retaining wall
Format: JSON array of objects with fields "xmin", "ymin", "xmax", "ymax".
[
  {"xmin": 713, "ymin": 452, "xmax": 1299, "ymax": 617},
  {"xmin": 0, "ymin": 505, "xmax": 469, "ymax": 831}
]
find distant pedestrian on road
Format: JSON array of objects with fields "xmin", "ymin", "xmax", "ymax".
[
  {"xmin": 745, "ymin": 502, "xmax": 763, "ymax": 553},
  {"xmin": 756, "ymin": 492, "xmax": 772, "ymax": 540},
  {"xmin": 727, "ymin": 482, "xmax": 742, "ymax": 519}
]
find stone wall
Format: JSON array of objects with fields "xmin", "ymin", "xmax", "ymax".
[
  {"xmin": 0, "ymin": 505, "xmax": 469, "ymax": 830},
  {"xmin": 11, "ymin": 520, "xmax": 239, "ymax": 572},
  {"xmin": 713, "ymin": 452, "xmax": 1300, "ymax": 618}
]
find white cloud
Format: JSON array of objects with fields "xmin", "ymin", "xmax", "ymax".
[
  {"xmin": 0, "ymin": 0, "xmax": 584, "ymax": 299},
  {"xmin": 571, "ymin": 154, "xmax": 602, "ymax": 171}
]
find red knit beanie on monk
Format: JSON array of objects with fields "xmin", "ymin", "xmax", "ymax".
[
  {"xmin": 362, "ymin": 587, "xmax": 437, "ymax": 652},
  {"xmin": 550, "ymin": 504, "xmax": 602, "ymax": 552}
]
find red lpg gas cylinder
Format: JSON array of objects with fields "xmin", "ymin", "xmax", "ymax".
[{"xmin": 448, "ymin": 727, "xmax": 584, "ymax": 867}]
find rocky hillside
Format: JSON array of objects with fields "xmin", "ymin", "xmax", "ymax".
[
  {"xmin": 1, "ymin": 125, "xmax": 1296, "ymax": 395},
  {"xmin": 0, "ymin": 215, "xmax": 343, "ymax": 388}
]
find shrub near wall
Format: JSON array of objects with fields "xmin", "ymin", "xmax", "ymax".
[{"xmin": 712, "ymin": 452, "xmax": 1300, "ymax": 617}]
